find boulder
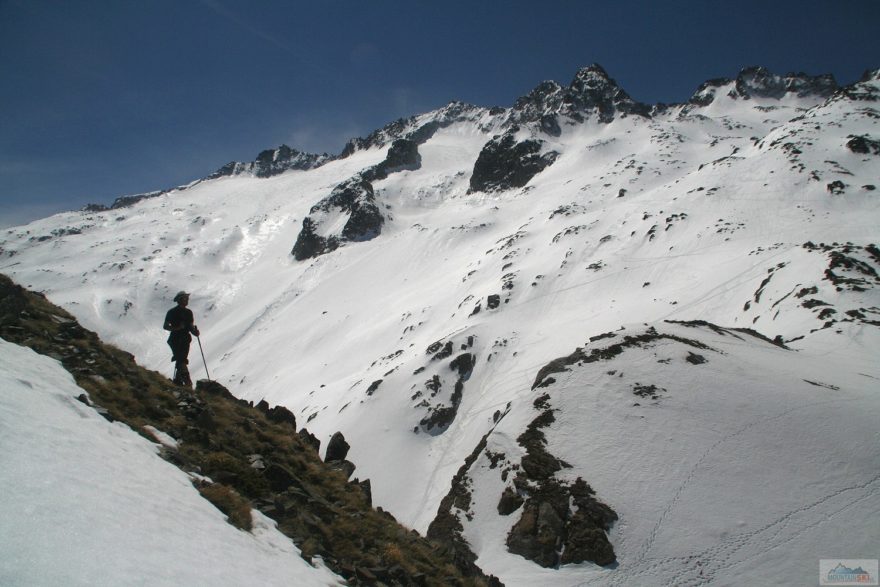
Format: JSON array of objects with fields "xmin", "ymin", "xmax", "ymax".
[{"xmin": 325, "ymin": 431, "xmax": 351, "ymax": 462}]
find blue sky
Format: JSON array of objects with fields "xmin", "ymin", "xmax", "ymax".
[{"xmin": 1, "ymin": 0, "xmax": 877, "ymax": 228}]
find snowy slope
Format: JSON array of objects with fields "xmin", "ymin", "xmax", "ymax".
[
  {"xmin": 450, "ymin": 321, "xmax": 880, "ymax": 586},
  {"xmin": 1, "ymin": 65, "xmax": 878, "ymax": 585},
  {"xmin": 0, "ymin": 339, "xmax": 343, "ymax": 587}
]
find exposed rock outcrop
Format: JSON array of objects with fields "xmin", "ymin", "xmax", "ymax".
[
  {"xmin": 469, "ymin": 133, "xmax": 558, "ymax": 194},
  {"xmin": 292, "ymin": 137, "xmax": 427, "ymax": 261},
  {"xmin": 84, "ymin": 190, "xmax": 166, "ymax": 212},
  {"xmin": 847, "ymin": 134, "xmax": 880, "ymax": 155},
  {"xmin": 734, "ymin": 66, "xmax": 838, "ymax": 100},
  {"xmin": 688, "ymin": 66, "xmax": 839, "ymax": 107},
  {"xmin": 325, "ymin": 431, "xmax": 351, "ymax": 462},
  {"xmin": 340, "ymin": 101, "xmax": 481, "ymax": 157},
  {"xmin": 209, "ymin": 145, "xmax": 329, "ymax": 179},
  {"xmin": 291, "ymin": 176, "xmax": 384, "ymax": 260},
  {"xmin": 419, "ymin": 352, "xmax": 475, "ymax": 434},
  {"xmin": 427, "ymin": 428, "xmax": 505, "ymax": 587},
  {"xmin": 362, "ymin": 138, "xmax": 422, "ymax": 182},
  {"xmin": 505, "ymin": 394, "xmax": 617, "ymax": 568}
]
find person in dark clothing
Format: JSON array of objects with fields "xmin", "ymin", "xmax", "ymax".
[{"xmin": 164, "ymin": 291, "xmax": 200, "ymax": 387}]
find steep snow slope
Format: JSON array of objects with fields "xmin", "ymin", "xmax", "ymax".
[
  {"xmin": 449, "ymin": 321, "xmax": 880, "ymax": 586},
  {"xmin": 0, "ymin": 339, "xmax": 343, "ymax": 586},
  {"xmin": 2, "ymin": 66, "xmax": 878, "ymax": 585}
]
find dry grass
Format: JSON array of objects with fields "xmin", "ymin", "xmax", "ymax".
[{"xmin": 197, "ymin": 483, "xmax": 253, "ymax": 531}]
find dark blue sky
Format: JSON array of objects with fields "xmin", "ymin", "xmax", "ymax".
[{"xmin": 1, "ymin": 0, "xmax": 877, "ymax": 228}]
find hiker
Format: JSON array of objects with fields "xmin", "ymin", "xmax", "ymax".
[{"xmin": 164, "ymin": 291, "xmax": 200, "ymax": 386}]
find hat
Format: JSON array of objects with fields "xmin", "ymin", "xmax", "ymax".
[{"xmin": 173, "ymin": 291, "xmax": 190, "ymax": 302}]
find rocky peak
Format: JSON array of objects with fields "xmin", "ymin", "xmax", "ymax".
[
  {"xmin": 435, "ymin": 100, "xmax": 481, "ymax": 119},
  {"xmin": 252, "ymin": 145, "xmax": 328, "ymax": 176},
  {"xmin": 209, "ymin": 145, "xmax": 329, "ymax": 179},
  {"xmin": 566, "ymin": 63, "xmax": 650, "ymax": 120},
  {"xmin": 687, "ymin": 66, "xmax": 840, "ymax": 107},
  {"xmin": 688, "ymin": 77, "xmax": 734, "ymax": 107},
  {"xmin": 341, "ymin": 101, "xmax": 482, "ymax": 158},
  {"xmin": 513, "ymin": 81, "xmax": 564, "ymax": 113},
  {"xmin": 511, "ymin": 63, "xmax": 649, "ymax": 127},
  {"xmin": 861, "ymin": 68, "xmax": 880, "ymax": 83},
  {"xmin": 568, "ymin": 63, "xmax": 616, "ymax": 94},
  {"xmin": 734, "ymin": 66, "xmax": 838, "ymax": 99},
  {"xmin": 831, "ymin": 68, "xmax": 880, "ymax": 103}
]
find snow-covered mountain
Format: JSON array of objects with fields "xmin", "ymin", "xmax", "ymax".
[{"xmin": 2, "ymin": 64, "xmax": 879, "ymax": 586}]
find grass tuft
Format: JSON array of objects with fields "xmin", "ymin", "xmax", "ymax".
[{"xmin": 197, "ymin": 482, "xmax": 253, "ymax": 531}]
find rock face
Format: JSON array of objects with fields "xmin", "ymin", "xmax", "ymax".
[
  {"xmin": 84, "ymin": 190, "xmax": 166, "ymax": 212},
  {"xmin": 469, "ymin": 133, "xmax": 558, "ymax": 193},
  {"xmin": 210, "ymin": 145, "xmax": 329, "ymax": 179},
  {"xmin": 565, "ymin": 64, "xmax": 652, "ymax": 121},
  {"xmin": 291, "ymin": 176, "xmax": 384, "ymax": 260}
]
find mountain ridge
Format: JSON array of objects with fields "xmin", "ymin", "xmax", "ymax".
[{"xmin": 81, "ymin": 64, "xmax": 850, "ymax": 214}]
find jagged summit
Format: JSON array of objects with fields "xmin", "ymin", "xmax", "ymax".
[
  {"xmin": 689, "ymin": 65, "xmax": 838, "ymax": 106},
  {"xmin": 734, "ymin": 66, "xmax": 838, "ymax": 99},
  {"xmin": 340, "ymin": 100, "xmax": 484, "ymax": 157},
  {"xmin": 862, "ymin": 68, "xmax": 880, "ymax": 82},
  {"xmin": 567, "ymin": 63, "xmax": 651, "ymax": 119},
  {"xmin": 511, "ymin": 62, "xmax": 650, "ymax": 127}
]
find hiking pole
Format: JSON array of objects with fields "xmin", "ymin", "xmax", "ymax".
[{"xmin": 196, "ymin": 335, "xmax": 211, "ymax": 381}]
